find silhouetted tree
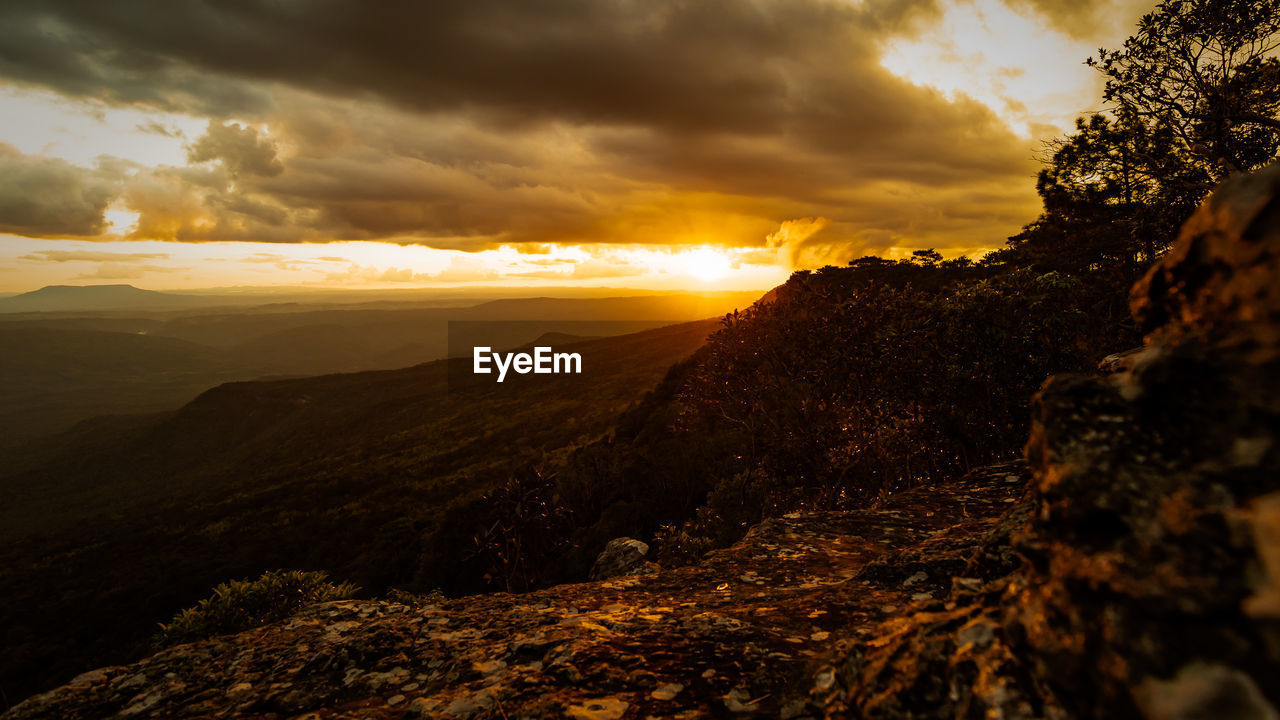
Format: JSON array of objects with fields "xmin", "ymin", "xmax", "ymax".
[
  {"xmin": 1011, "ymin": 0, "xmax": 1280, "ymax": 270},
  {"xmin": 1026, "ymin": 108, "xmax": 1211, "ymax": 267},
  {"xmin": 1088, "ymin": 0, "xmax": 1280, "ymax": 176},
  {"xmin": 910, "ymin": 249, "xmax": 943, "ymax": 266}
]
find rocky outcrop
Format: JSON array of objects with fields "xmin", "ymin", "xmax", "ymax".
[
  {"xmin": 830, "ymin": 165, "xmax": 1280, "ymax": 718},
  {"xmin": 588, "ymin": 538, "xmax": 657, "ymax": 581},
  {"xmin": 2, "ymin": 465, "xmax": 1028, "ymax": 719}
]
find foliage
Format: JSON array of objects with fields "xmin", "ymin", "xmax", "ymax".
[
  {"xmin": 1089, "ymin": 0, "xmax": 1280, "ymax": 176},
  {"xmin": 1009, "ymin": 0, "xmax": 1280, "ymax": 271},
  {"xmin": 384, "ymin": 587, "xmax": 448, "ymax": 608},
  {"xmin": 1026, "ymin": 109, "xmax": 1212, "ymax": 268},
  {"xmin": 472, "ymin": 467, "xmax": 574, "ymax": 593},
  {"xmin": 554, "ymin": 257, "xmax": 1138, "ymax": 564},
  {"xmin": 0, "ymin": 319, "xmax": 712, "ymax": 703},
  {"xmin": 154, "ymin": 570, "xmax": 358, "ymax": 648}
]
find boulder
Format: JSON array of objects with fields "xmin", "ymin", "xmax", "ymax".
[{"xmin": 588, "ymin": 537, "xmax": 657, "ymax": 580}]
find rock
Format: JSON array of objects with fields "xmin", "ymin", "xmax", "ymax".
[
  {"xmin": 588, "ymin": 537, "xmax": 657, "ymax": 580},
  {"xmin": 1136, "ymin": 663, "xmax": 1280, "ymax": 720},
  {"xmin": 0, "ymin": 466, "xmax": 1026, "ymax": 719},
  {"xmin": 650, "ymin": 682, "xmax": 684, "ymax": 701},
  {"xmin": 835, "ymin": 164, "xmax": 1280, "ymax": 719},
  {"xmin": 1099, "ymin": 346, "xmax": 1144, "ymax": 373},
  {"xmin": 1246, "ymin": 492, "xmax": 1280, "ymax": 619}
]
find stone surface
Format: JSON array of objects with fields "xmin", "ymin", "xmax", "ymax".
[
  {"xmin": 2, "ymin": 465, "xmax": 1028, "ymax": 719},
  {"xmin": 587, "ymin": 538, "xmax": 657, "ymax": 581}
]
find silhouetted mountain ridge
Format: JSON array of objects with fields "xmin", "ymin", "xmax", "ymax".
[{"xmin": 0, "ymin": 285, "xmax": 209, "ymax": 313}]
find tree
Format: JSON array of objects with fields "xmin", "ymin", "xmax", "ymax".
[
  {"xmin": 910, "ymin": 249, "xmax": 943, "ymax": 267},
  {"xmin": 1088, "ymin": 0, "xmax": 1280, "ymax": 177},
  {"xmin": 1009, "ymin": 0, "xmax": 1280, "ymax": 271},
  {"xmin": 1029, "ymin": 108, "xmax": 1211, "ymax": 267}
]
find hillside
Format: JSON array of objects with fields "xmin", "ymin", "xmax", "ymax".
[
  {"xmin": 0, "ymin": 319, "xmax": 718, "ymax": 704},
  {"xmin": 0, "ymin": 252, "xmax": 1145, "ymax": 711},
  {"xmin": 9, "ymin": 137, "xmax": 1280, "ymax": 720},
  {"xmin": 0, "ymin": 293, "xmax": 755, "ymax": 445},
  {"xmin": 0, "ymin": 326, "xmax": 259, "ymax": 446}
]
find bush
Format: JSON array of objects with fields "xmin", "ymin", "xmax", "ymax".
[{"xmin": 154, "ymin": 570, "xmax": 358, "ymax": 647}]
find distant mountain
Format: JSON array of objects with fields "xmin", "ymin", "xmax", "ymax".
[
  {"xmin": 0, "ymin": 285, "xmax": 211, "ymax": 313},
  {"xmin": 517, "ymin": 331, "xmax": 600, "ymax": 347},
  {"xmin": 0, "ymin": 286, "xmax": 765, "ymax": 316}
]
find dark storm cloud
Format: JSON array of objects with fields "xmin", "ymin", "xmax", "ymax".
[
  {"xmin": 0, "ymin": 0, "xmax": 940, "ymax": 128},
  {"xmin": 0, "ymin": 0, "xmax": 1062, "ymax": 256},
  {"xmin": 0, "ymin": 143, "xmax": 123, "ymax": 236}
]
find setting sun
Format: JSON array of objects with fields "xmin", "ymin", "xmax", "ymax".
[{"xmin": 681, "ymin": 247, "xmax": 732, "ymax": 283}]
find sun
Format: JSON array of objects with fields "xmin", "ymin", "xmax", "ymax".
[{"xmin": 683, "ymin": 247, "xmax": 732, "ymax": 283}]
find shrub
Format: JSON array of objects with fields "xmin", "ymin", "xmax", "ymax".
[{"xmin": 154, "ymin": 570, "xmax": 358, "ymax": 647}]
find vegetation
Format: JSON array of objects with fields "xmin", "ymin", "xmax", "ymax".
[
  {"xmin": 1090, "ymin": 0, "xmax": 1280, "ymax": 177},
  {"xmin": 154, "ymin": 570, "xmax": 358, "ymax": 648},
  {"xmin": 536, "ymin": 256, "xmax": 1137, "ymax": 570},
  {"xmin": 472, "ymin": 468, "xmax": 574, "ymax": 592},
  {"xmin": 1009, "ymin": 0, "xmax": 1280, "ymax": 270},
  {"xmin": 0, "ymin": 294, "xmax": 748, "ymax": 451}
]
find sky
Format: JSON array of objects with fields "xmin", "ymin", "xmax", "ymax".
[{"xmin": 0, "ymin": 0, "xmax": 1154, "ymax": 293}]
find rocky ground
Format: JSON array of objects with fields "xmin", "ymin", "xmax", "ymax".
[{"xmin": 2, "ymin": 463, "xmax": 1029, "ymax": 719}]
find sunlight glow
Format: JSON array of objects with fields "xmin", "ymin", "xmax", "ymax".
[
  {"xmin": 680, "ymin": 247, "xmax": 733, "ymax": 283},
  {"xmin": 104, "ymin": 210, "xmax": 140, "ymax": 235},
  {"xmin": 0, "ymin": 237, "xmax": 788, "ymax": 293},
  {"xmin": 878, "ymin": 0, "xmax": 1134, "ymax": 139}
]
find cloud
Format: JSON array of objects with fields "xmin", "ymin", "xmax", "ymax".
[
  {"xmin": 0, "ymin": 0, "xmax": 941, "ymax": 125},
  {"xmin": 0, "ymin": 0, "xmax": 1074, "ymax": 261},
  {"xmin": 513, "ymin": 259, "xmax": 648, "ymax": 280},
  {"xmin": 74, "ymin": 262, "xmax": 181, "ymax": 279},
  {"xmin": 378, "ymin": 266, "xmax": 416, "ymax": 282},
  {"xmin": 18, "ymin": 249, "xmax": 170, "ymax": 262},
  {"xmin": 187, "ymin": 121, "xmax": 283, "ymax": 177},
  {"xmin": 428, "ymin": 255, "xmax": 504, "ymax": 283},
  {"xmin": 1004, "ymin": 0, "xmax": 1153, "ymax": 39},
  {"xmin": 766, "ymin": 217, "xmax": 832, "ymax": 266},
  {"xmin": 320, "ymin": 263, "xmax": 384, "ymax": 284},
  {"xmin": 0, "ymin": 143, "xmax": 124, "ymax": 236},
  {"xmin": 234, "ymin": 252, "xmax": 317, "ymax": 271},
  {"xmin": 136, "ymin": 120, "xmax": 184, "ymax": 138}
]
